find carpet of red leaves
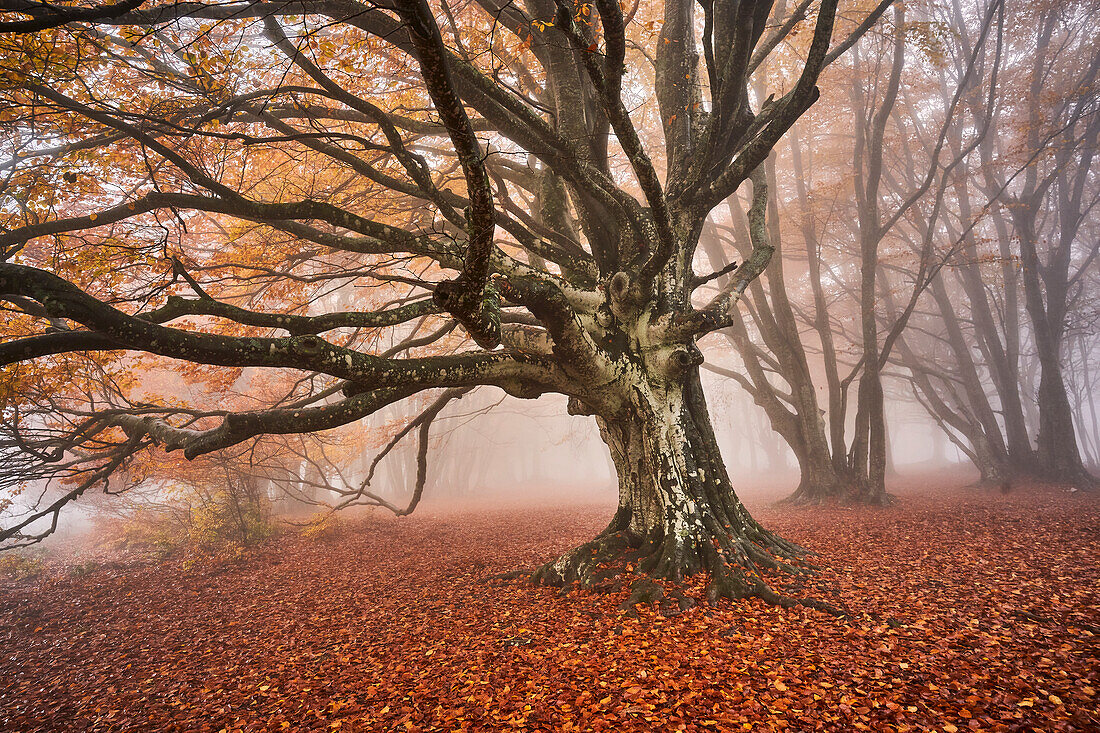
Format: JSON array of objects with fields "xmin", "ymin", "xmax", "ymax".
[{"xmin": 1, "ymin": 484, "xmax": 1097, "ymax": 732}]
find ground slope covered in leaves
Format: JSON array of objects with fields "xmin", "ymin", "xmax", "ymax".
[{"xmin": 1, "ymin": 484, "xmax": 1097, "ymax": 732}]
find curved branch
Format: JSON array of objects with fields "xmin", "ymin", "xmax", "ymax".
[
  {"xmin": 353, "ymin": 386, "xmax": 474, "ymax": 515},
  {"xmin": 0, "ymin": 263, "xmax": 563, "ymax": 398},
  {"xmin": 0, "ymin": 0, "xmax": 145, "ymax": 32},
  {"xmin": 143, "ymin": 295, "xmax": 442, "ymax": 335}
]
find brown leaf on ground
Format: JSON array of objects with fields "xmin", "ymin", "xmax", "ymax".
[{"xmin": 1, "ymin": 486, "xmax": 1097, "ymax": 732}]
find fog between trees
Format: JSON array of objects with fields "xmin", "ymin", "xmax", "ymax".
[{"xmin": 0, "ymin": 0, "xmax": 1096, "ymax": 602}]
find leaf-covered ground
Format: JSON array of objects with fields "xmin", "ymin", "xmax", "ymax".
[{"xmin": 1, "ymin": 484, "xmax": 1097, "ymax": 732}]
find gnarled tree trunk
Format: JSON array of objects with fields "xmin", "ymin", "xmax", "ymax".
[{"xmin": 535, "ymin": 371, "xmax": 827, "ymax": 611}]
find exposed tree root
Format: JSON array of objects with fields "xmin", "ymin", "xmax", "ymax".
[
  {"xmin": 532, "ymin": 519, "xmax": 847, "ymax": 618},
  {"xmin": 781, "ymin": 484, "xmax": 898, "ymax": 507},
  {"xmin": 851, "ymin": 491, "xmax": 898, "ymax": 507},
  {"xmin": 779, "ymin": 480, "xmax": 847, "ymax": 507},
  {"xmin": 778, "ymin": 493, "xmax": 835, "ymax": 508}
]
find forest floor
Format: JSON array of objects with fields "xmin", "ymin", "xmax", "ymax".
[{"xmin": 0, "ymin": 480, "xmax": 1097, "ymax": 732}]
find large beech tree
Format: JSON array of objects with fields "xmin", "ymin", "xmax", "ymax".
[{"xmin": 0, "ymin": 0, "xmax": 887, "ymax": 606}]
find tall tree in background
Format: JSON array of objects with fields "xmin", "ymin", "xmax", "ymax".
[
  {"xmin": 706, "ymin": 0, "xmax": 1099, "ymax": 497},
  {"xmin": 705, "ymin": 0, "xmax": 1007, "ymax": 502},
  {"xmin": 1004, "ymin": 1, "xmax": 1099, "ymax": 487},
  {"xmin": 889, "ymin": 0, "xmax": 1099, "ymax": 489},
  {"xmin": 0, "ymin": 0, "xmax": 889, "ymax": 605}
]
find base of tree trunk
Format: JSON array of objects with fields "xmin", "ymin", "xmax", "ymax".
[
  {"xmin": 781, "ymin": 493, "xmax": 896, "ymax": 507},
  {"xmin": 531, "ymin": 507, "xmax": 845, "ymax": 617},
  {"xmin": 972, "ymin": 468, "xmax": 1098, "ymax": 494},
  {"xmin": 1044, "ymin": 467, "xmax": 1100, "ymax": 492},
  {"xmin": 781, "ymin": 479, "xmax": 896, "ymax": 507},
  {"xmin": 532, "ymin": 374, "xmax": 847, "ymax": 616},
  {"xmin": 779, "ymin": 471, "xmax": 846, "ymax": 506}
]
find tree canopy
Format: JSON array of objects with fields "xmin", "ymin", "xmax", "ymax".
[{"xmin": 0, "ymin": 0, "xmax": 939, "ymax": 609}]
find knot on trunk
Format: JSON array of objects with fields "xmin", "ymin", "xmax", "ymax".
[
  {"xmin": 498, "ymin": 378, "xmax": 546, "ymax": 400},
  {"xmin": 607, "ymin": 271, "xmax": 647, "ymax": 321},
  {"xmin": 663, "ymin": 345, "xmax": 703, "ymax": 380},
  {"xmin": 293, "ymin": 335, "xmax": 327, "ymax": 357}
]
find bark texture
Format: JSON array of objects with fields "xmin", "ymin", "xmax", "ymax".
[{"xmin": 535, "ymin": 372, "xmax": 835, "ymax": 613}]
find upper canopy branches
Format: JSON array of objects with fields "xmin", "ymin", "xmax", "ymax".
[{"xmin": 0, "ymin": 0, "xmax": 867, "ymax": 271}]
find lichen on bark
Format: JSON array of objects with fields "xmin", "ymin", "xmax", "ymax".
[{"xmin": 534, "ymin": 363, "xmax": 842, "ymax": 616}]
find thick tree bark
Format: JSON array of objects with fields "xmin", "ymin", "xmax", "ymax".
[{"xmin": 534, "ymin": 371, "xmax": 835, "ymax": 612}]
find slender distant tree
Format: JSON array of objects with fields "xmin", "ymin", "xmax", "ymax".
[
  {"xmin": 0, "ymin": 0, "xmax": 889, "ymax": 607},
  {"xmin": 886, "ymin": 0, "xmax": 1100, "ymax": 490},
  {"xmin": 1002, "ymin": 2, "xmax": 1099, "ymax": 488},
  {"xmin": 703, "ymin": 0, "xmax": 1011, "ymax": 503}
]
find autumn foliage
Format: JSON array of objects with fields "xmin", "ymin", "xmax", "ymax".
[{"xmin": 0, "ymin": 0, "xmax": 1097, "ymax": 729}]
